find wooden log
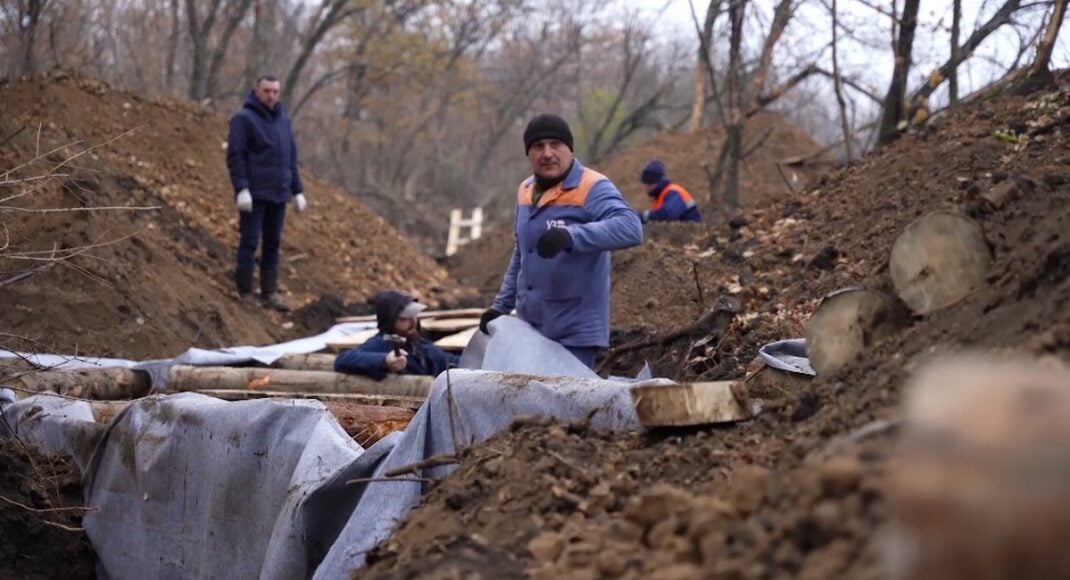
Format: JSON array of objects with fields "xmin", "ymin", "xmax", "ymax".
[
  {"xmin": 887, "ymin": 356, "xmax": 1070, "ymax": 580},
  {"xmin": 889, "ymin": 211, "xmax": 992, "ymax": 315},
  {"xmin": 805, "ymin": 287, "xmax": 907, "ymax": 377},
  {"xmin": 271, "ymin": 353, "xmax": 337, "ymax": 372},
  {"xmin": 89, "ymin": 397, "xmax": 413, "ymax": 447},
  {"xmin": 629, "ymin": 381, "xmax": 754, "ymax": 427},
  {"xmin": 434, "ymin": 327, "xmax": 478, "ymax": 352},
  {"xmin": 167, "ymin": 365, "xmax": 433, "ymax": 398},
  {"xmin": 744, "ymin": 364, "xmax": 813, "ymax": 400},
  {"xmin": 336, "ymin": 308, "xmax": 485, "ymax": 324},
  {"xmin": 13, "ymin": 368, "xmax": 151, "ymax": 400},
  {"xmin": 195, "ymin": 389, "xmax": 425, "ymax": 410},
  {"xmin": 421, "ymin": 317, "xmax": 481, "ymax": 333}
]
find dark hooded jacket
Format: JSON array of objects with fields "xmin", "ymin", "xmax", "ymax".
[
  {"xmin": 226, "ymin": 90, "xmax": 304, "ymax": 203},
  {"xmin": 334, "ymin": 291, "xmax": 459, "ymax": 380}
]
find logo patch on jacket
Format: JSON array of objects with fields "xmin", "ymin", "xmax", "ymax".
[{"xmin": 546, "ymin": 219, "xmax": 568, "ymax": 230}]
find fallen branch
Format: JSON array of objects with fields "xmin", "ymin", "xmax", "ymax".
[
  {"xmin": 0, "ymin": 494, "xmax": 97, "ymax": 514},
  {"xmin": 345, "ymin": 476, "xmax": 431, "ymax": 486},
  {"xmin": 0, "ymin": 264, "xmax": 52, "ymax": 288},
  {"xmin": 384, "ymin": 453, "xmax": 459, "ymax": 477}
]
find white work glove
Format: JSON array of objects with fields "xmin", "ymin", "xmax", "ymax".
[
  {"xmin": 236, "ymin": 189, "xmax": 253, "ymax": 213},
  {"xmin": 639, "ymin": 210, "xmax": 650, "ymax": 223},
  {"xmin": 384, "ymin": 350, "xmax": 408, "ymax": 374},
  {"xmin": 294, "ymin": 193, "xmax": 307, "ymax": 213}
]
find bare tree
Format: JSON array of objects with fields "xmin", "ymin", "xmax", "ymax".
[
  {"xmin": 949, "ymin": 0, "xmax": 961, "ymax": 106},
  {"xmin": 7, "ymin": 0, "xmax": 51, "ymax": 75},
  {"xmin": 185, "ymin": 0, "xmax": 254, "ymax": 100},
  {"xmin": 687, "ymin": 1, "xmax": 719, "ymax": 132},
  {"xmin": 831, "ymin": 0, "xmax": 852, "ymax": 160},
  {"xmin": 876, "ymin": 0, "xmax": 920, "ymax": 146}
]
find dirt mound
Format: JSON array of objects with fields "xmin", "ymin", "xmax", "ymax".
[
  {"xmin": 359, "ymin": 77, "xmax": 1070, "ymax": 579},
  {"xmin": 0, "ymin": 438, "xmax": 95, "ymax": 579},
  {"xmin": 0, "ymin": 72, "xmax": 467, "ymax": 359}
]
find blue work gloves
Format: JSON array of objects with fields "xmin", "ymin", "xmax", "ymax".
[
  {"xmin": 479, "ymin": 308, "xmax": 504, "ymax": 334},
  {"xmin": 536, "ymin": 227, "xmax": 571, "ymax": 258}
]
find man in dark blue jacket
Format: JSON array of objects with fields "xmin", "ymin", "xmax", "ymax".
[
  {"xmin": 478, "ymin": 114, "xmax": 643, "ymax": 369},
  {"xmin": 334, "ymin": 290, "xmax": 459, "ymax": 380},
  {"xmin": 226, "ymin": 75, "xmax": 307, "ymax": 312}
]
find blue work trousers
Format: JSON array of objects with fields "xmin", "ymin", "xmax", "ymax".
[{"xmin": 236, "ymin": 200, "xmax": 287, "ymax": 270}]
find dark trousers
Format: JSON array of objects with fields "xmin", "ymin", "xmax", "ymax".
[{"xmin": 236, "ymin": 200, "xmax": 287, "ymax": 270}]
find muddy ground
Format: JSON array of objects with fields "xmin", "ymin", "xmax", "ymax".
[
  {"xmin": 359, "ymin": 77, "xmax": 1070, "ymax": 578},
  {"xmin": 0, "ymin": 438, "xmax": 95, "ymax": 579}
]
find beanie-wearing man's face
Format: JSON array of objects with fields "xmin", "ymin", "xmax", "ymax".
[
  {"xmin": 254, "ymin": 79, "xmax": 281, "ymax": 110},
  {"xmin": 528, "ymin": 138, "xmax": 573, "ymax": 181}
]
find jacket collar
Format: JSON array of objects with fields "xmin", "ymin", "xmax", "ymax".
[{"xmin": 648, "ymin": 179, "xmax": 670, "ymax": 198}]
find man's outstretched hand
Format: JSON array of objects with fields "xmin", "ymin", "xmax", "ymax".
[
  {"xmin": 536, "ymin": 227, "xmax": 571, "ymax": 258},
  {"xmin": 479, "ymin": 308, "xmax": 504, "ymax": 334}
]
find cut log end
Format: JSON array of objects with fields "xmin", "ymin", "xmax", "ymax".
[
  {"xmin": 805, "ymin": 287, "xmax": 906, "ymax": 377},
  {"xmin": 890, "ymin": 211, "xmax": 992, "ymax": 315}
]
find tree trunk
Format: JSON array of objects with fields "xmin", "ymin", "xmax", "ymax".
[
  {"xmin": 831, "ymin": 0, "xmax": 853, "ymax": 161},
  {"xmin": 949, "ymin": 0, "xmax": 961, "ymax": 106},
  {"xmin": 877, "ymin": 0, "xmax": 920, "ymax": 146},
  {"xmin": 165, "ymin": 0, "xmax": 181, "ymax": 92},
  {"xmin": 18, "ymin": 0, "xmax": 48, "ymax": 75},
  {"xmin": 688, "ymin": 60, "xmax": 707, "ymax": 132},
  {"xmin": 722, "ymin": 0, "xmax": 746, "ymax": 221},
  {"xmin": 167, "ymin": 365, "xmax": 433, "ymax": 398},
  {"xmin": 1024, "ymin": 0, "xmax": 1068, "ymax": 87},
  {"xmin": 204, "ymin": 0, "xmax": 254, "ymax": 101}
]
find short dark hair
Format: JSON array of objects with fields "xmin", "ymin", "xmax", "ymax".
[{"xmin": 255, "ymin": 75, "xmax": 279, "ymax": 85}]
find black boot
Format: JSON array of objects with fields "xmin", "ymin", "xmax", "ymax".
[
  {"xmin": 259, "ymin": 269, "xmax": 291, "ymax": 312},
  {"xmin": 235, "ymin": 265, "xmax": 257, "ymax": 304}
]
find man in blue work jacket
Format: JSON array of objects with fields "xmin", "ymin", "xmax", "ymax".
[
  {"xmin": 226, "ymin": 75, "xmax": 307, "ymax": 312},
  {"xmin": 335, "ymin": 290, "xmax": 458, "ymax": 380},
  {"xmin": 637, "ymin": 160, "xmax": 702, "ymax": 223},
  {"xmin": 478, "ymin": 114, "xmax": 643, "ymax": 369}
]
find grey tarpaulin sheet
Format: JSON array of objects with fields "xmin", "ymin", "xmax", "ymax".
[
  {"xmin": 758, "ymin": 338, "xmax": 815, "ymax": 376},
  {"xmin": 0, "ymin": 317, "xmax": 661, "ymax": 579}
]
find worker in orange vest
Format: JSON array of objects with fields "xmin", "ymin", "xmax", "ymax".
[{"xmin": 638, "ymin": 160, "xmax": 702, "ymax": 223}]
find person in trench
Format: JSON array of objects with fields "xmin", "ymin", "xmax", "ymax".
[
  {"xmin": 335, "ymin": 290, "xmax": 458, "ymax": 380},
  {"xmin": 478, "ymin": 114, "xmax": 644, "ymax": 369}
]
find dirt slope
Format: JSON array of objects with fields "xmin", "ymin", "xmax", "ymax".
[
  {"xmin": 358, "ymin": 77, "xmax": 1070, "ymax": 579},
  {"xmin": 0, "ymin": 72, "xmax": 467, "ymax": 359}
]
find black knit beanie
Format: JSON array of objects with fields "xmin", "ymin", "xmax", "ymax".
[{"xmin": 523, "ymin": 114, "xmax": 574, "ymax": 153}]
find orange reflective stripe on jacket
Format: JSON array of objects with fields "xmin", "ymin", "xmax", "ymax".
[
  {"xmin": 517, "ymin": 168, "xmax": 608, "ymax": 208},
  {"xmin": 651, "ymin": 182, "xmax": 695, "ymax": 211}
]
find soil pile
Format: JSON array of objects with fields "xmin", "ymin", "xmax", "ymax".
[
  {"xmin": 359, "ymin": 77, "xmax": 1070, "ymax": 579},
  {"xmin": 0, "ymin": 438, "xmax": 95, "ymax": 579},
  {"xmin": 0, "ymin": 72, "xmax": 467, "ymax": 359}
]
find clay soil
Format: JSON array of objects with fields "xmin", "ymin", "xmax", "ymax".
[
  {"xmin": 359, "ymin": 76, "xmax": 1070, "ymax": 579},
  {"xmin": 0, "ymin": 438, "xmax": 95, "ymax": 579},
  {"xmin": 0, "ymin": 72, "xmax": 469, "ymax": 360}
]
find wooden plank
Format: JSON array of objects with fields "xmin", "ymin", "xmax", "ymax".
[
  {"xmin": 629, "ymin": 381, "xmax": 754, "ymax": 427},
  {"xmin": 194, "ymin": 389, "xmax": 425, "ymax": 410},
  {"xmin": 325, "ymin": 328, "xmax": 379, "ymax": 353},
  {"xmin": 167, "ymin": 365, "xmax": 433, "ymax": 398},
  {"xmin": 336, "ymin": 308, "xmax": 485, "ymax": 324},
  {"xmin": 434, "ymin": 327, "xmax": 478, "ymax": 352},
  {"xmin": 421, "ymin": 317, "xmax": 481, "ymax": 333}
]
